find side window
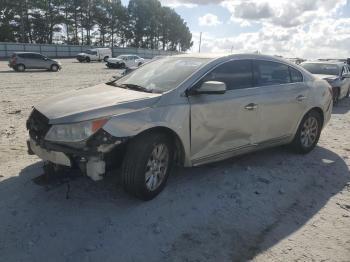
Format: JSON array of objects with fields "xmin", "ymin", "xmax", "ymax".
[
  {"xmin": 253, "ymin": 60, "xmax": 291, "ymax": 86},
  {"xmin": 30, "ymin": 54, "xmax": 43, "ymax": 59},
  {"xmin": 201, "ymin": 60, "xmax": 253, "ymax": 91},
  {"xmin": 289, "ymin": 67, "xmax": 303, "ymax": 83}
]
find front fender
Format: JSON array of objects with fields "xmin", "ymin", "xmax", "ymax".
[{"xmin": 102, "ymin": 105, "xmax": 192, "ymax": 166}]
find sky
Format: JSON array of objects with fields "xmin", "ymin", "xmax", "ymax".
[{"xmin": 121, "ymin": 0, "xmax": 350, "ymax": 59}]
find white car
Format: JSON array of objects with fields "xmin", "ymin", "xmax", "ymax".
[
  {"xmin": 106, "ymin": 55, "xmax": 144, "ymax": 69},
  {"xmin": 76, "ymin": 48, "xmax": 112, "ymax": 63},
  {"xmin": 27, "ymin": 53, "xmax": 332, "ymax": 200}
]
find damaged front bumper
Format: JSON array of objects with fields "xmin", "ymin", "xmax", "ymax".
[{"xmin": 27, "ymin": 129, "xmax": 128, "ymax": 181}]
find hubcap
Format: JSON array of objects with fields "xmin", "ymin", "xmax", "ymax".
[
  {"xmin": 301, "ymin": 116, "xmax": 318, "ymax": 148},
  {"xmin": 145, "ymin": 144, "xmax": 169, "ymax": 191}
]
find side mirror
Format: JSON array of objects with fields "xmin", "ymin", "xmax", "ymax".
[
  {"xmin": 192, "ymin": 81, "xmax": 227, "ymax": 95},
  {"xmin": 342, "ymin": 73, "xmax": 350, "ymax": 78}
]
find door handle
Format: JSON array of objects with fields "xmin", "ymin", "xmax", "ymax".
[
  {"xmin": 244, "ymin": 103, "xmax": 258, "ymax": 110},
  {"xmin": 296, "ymin": 95, "xmax": 307, "ymax": 101}
]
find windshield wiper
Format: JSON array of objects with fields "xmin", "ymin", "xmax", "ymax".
[{"xmin": 120, "ymin": 83, "xmax": 152, "ymax": 93}]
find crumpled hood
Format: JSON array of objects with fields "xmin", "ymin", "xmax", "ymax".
[{"xmin": 35, "ymin": 83, "xmax": 161, "ymax": 124}]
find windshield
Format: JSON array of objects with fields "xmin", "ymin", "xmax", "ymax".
[
  {"xmin": 301, "ymin": 63, "xmax": 340, "ymax": 76},
  {"xmin": 109, "ymin": 57, "xmax": 210, "ymax": 93}
]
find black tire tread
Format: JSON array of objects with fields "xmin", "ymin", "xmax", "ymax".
[
  {"xmin": 290, "ymin": 110, "xmax": 322, "ymax": 154},
  {"xmin": 121, "ymin": 132, "xmax": 173, "ymax": 200}
]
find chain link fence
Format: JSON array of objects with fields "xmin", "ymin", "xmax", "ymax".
[{"xmin": 0, "ymin": 42, "xmax": 179, "ymax": 59}]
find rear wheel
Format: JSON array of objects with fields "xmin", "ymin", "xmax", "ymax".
[
  {"xmin": 86, "ymin": 57, "xmax": 91, "ymax": 63},
  {"xmin": 16, "ymin": 64, "xmax": 25, "ymax": 72},
  {"xmin": 138, "ymin": 62, "xmax": 142, "ymax": 67},
  {"xmin": 346, "ymin": 88, "xmax": 350, "ymax": 98},
  {"xmin": 290, "ymin": 110, "xmax": 322, "ymax": 154},
  {"xmin": 121, "ymin": 132, "xmax": 174, "ymax": 200},
  {"xmin": 51, "ymin": 64, "xmax": 59, "ymax": 72}
]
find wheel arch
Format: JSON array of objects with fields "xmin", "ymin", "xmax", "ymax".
[
  {"xmin": 309, "ymin": 107, "xmax": 324, "ymax": 127},
  {"xmin": 132, "ymin": 126, "xmax": 186, "ymax": 166}
]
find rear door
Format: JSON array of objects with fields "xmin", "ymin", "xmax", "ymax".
[
  {"xmin": 189, "ymin": 59, "xmax": 261, "ymax": 164},
  {"xmin": 252, "ymin": 60, "xmax": 309, "ymax": 143}
]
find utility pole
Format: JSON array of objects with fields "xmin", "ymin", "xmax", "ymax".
[{"xmin": 199, "ymin": 32, "xmax": 202, "ymax": 53}]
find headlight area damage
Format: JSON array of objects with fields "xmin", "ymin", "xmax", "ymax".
[{"xmin": 26, "ymin": 109, "xmax": 128, "ymax": 181}]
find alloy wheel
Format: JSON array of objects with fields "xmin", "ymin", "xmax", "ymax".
[
  {"xmin": 300, "ymin": 116, "xmax": 318, "ymax": 148},
  {"xmin": 145, "ymin": 143, "xmax": 169, "ymax": 191}
]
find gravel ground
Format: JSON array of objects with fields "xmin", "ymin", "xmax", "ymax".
[{"xmin": 0, "ymin": 59, "xmax": 349, "ymax": 262}]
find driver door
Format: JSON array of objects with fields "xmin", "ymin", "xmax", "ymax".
[{"xmin": 188, "ymin": 60, "xmax": 261, "ymax": 164}]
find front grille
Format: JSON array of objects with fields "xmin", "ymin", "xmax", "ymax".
[{"xmin": 26, "ymin": 109, "xmax": 51, "ymax": 142}]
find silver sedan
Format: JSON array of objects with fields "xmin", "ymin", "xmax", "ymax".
[{"xmin": 27, "ymin": 53, "xmax": 333, "ymax": 200}]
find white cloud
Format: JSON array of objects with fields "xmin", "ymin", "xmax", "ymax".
[
  {"xmin": 191, "ymin": 17, "xmax": 350, "ymax": 59},
  {"xmin": 162, "ymin": 0, "xmax": 350, "ymax": 59},
  {"xmin": 199, "ymin": 13, "xmax": 222, "ymax": 26}
]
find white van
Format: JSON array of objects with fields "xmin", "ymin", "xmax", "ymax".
[{"xmin": 76, "ymin": 48, "xmax": 112, "ymax": 63}]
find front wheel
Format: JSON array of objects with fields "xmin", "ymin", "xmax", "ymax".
[
  {"xmin": 103, "ymin": 56, "xmax": 109, "ymax": 62},
  {"xmin": 290, "ymin": 110, "xmax": 322, "ymax": 154},
  {"xmin": 86, "ymin": 57, "xmax": 91, "ymax": 63},
  {"xmin": 121, "ymin": 132, "xmax": 174, "ymax": 200}
]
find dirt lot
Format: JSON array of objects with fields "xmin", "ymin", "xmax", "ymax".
[{"xmin": 0, "ymin": 59, "xmax": 349, "ymax": 262}]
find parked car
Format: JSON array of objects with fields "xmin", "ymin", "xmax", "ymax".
[
  {"xmin": 8, "ymin": 52, "xmax": 61, "ymax": 72},
  {"xmin": 76, "ymin": 48, "xmax": 112, "ymax": 63},
  {"xmin": 26, "ymin": 54, "xmax": 333, "ymax": 200},
  {"xmin": 106, "ymin": 55, "xmax": 144, "ymax": 68},
  {"xmin": 301, "ymin": 61, "xmax": 350, "ymax": 104}
]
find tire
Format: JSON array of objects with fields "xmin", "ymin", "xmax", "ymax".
[
  {"xmin": 51, "ymin": 64, "xmax": 59, "ymax": 72},
  {"xmin": 16, "ymin": 64, "xmax": 25, "ymax": 72},
  {"xmin": 121, "ymin": 132, "xmax": 174, "ymax": 200},
  {"xmin": 290, "ymin": 110, "xmax": 322, "ymax": 154},
  {"xmin": 120, "ymin": 63, "xmax": 126, "ymax": 69},
  {"xmin": 333, "ymin": 87, "xmax": 340, "ymax": 105},
  {"xmin": 346, "ymin": 88, "xmax": 350, "ymax": 98},
  {"xmin": 138, "ymin": 62, "xmax": 142, "ymax": 67},
  {"xmin": 103, "ymin": 56, "xmax": 109, "ymax": 62},
  {"xmin": 86, "ymin": 57, "xmax": 91, "ymax": 63}
]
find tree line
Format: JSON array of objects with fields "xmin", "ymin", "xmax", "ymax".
[{"xmin": 0, "ymin": 0, "xmax": 193, "ymax": 51}]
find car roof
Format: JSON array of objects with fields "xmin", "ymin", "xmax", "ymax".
[{"xmin": 172, "ymin": 53, "xmax": 298, "ymax": 65}]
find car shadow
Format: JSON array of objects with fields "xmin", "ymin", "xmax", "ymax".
[{"xmin": 0, "ymin": 146, "xmax": 348, "ymax": 262}]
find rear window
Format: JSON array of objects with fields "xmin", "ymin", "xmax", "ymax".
[
  {"xmin": 289, "ymin": 67, "xmax": 303, "ymax": 82},
  {"xmin": 253, "ymin": 60, "xmax": 291, "ymax": 86}
]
